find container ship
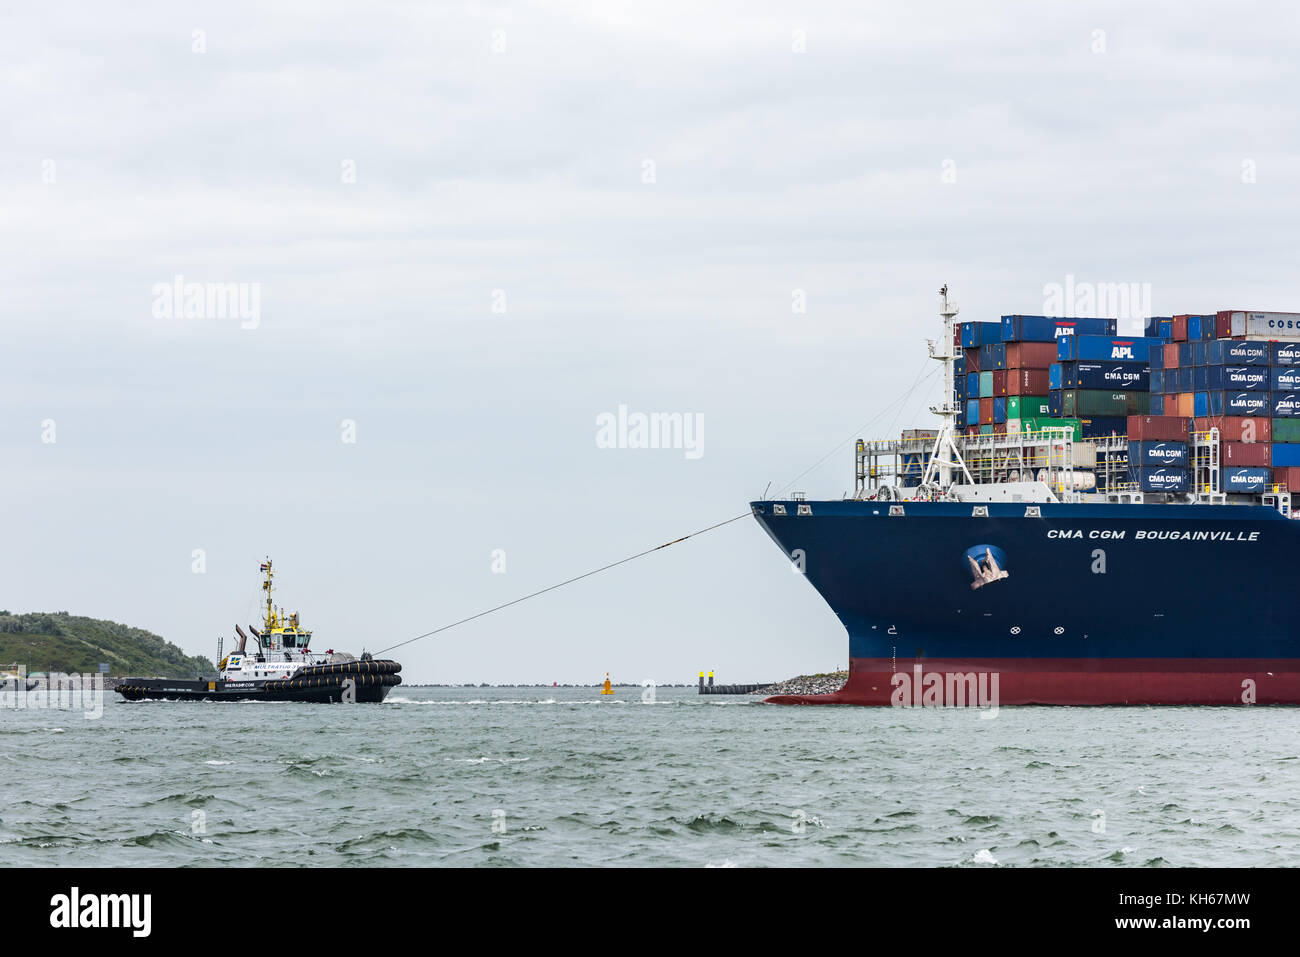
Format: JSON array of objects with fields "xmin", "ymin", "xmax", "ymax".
[{"xmin": 752, "ymin": 287, "xmax": 1300, "ymax": 705}]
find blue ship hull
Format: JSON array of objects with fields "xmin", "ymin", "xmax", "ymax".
[{"xmin": 751, "ymin": 500, "xmax": 1300, "ymax": 705}]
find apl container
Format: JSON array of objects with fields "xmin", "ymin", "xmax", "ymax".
[
  {"xmin": 1207, "ymin": 392, "xmax": 1271, "ymax": 416},
  {"xmin": 1056, "ymin": 336, "xmax": 1164, "ymax": 363},
  {"xmin": 1223, "ymin": 467, "xmax": 1271, "ymax": 492},
  {"xmin": 1128, "ymin": 440, "xmax": 1189, "ymax": 467},
  {"xmin": 1128, "ymin": 467, "xmax": 1190, "ymax": 493}
]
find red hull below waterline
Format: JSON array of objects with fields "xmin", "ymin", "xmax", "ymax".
[{"xmin": 764, "ymin": 658, "xmax": 1300, "ymax": 706}]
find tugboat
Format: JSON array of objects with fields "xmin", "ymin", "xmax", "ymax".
[{"xmin": 116, "ymin": 559, "xmax": 402, "ymax": 703}]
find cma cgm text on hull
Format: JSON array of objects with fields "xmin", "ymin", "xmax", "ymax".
[{"xmin": 751, "ymin": 287, "xmax": 1300, "ymax": 706}]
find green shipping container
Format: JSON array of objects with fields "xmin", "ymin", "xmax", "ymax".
[
  {"xmin": 1007, "ymin": 395, "xmax": 1051, "ymax": 419},
  {"xmin": 978, "ymin": 371, "xmax": 994, "ymax": 398},
  {"xmin": 1019, "ymin": 417, "xmax": 1083, "ymax": 441},
  {"xmin": 1061, "ymin": 390, "xmax": 1149, "ymax": 417},
  {"xmin": 979, "ymin": 424, "xmax": 994, "ymax": 435},
  {"xmin": 1273, "ymin": 418, "xmax": 1300, "ymax": 443}
]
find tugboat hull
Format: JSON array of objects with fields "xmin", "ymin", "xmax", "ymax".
[{"xmin": 117, "ymin": 662, "xmax": 402, "ymax": 703}]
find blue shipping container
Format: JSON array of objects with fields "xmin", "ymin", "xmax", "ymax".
[
  {"xmin": 1272, "ymin": 341, "xmax": 1300, "ymax": 366},
  {"xmin": 999, "ymin": 316, "xmax": 1059, "ymax": 342},
  {"xmin": 967, "ymin": 372, "xmax": 981, "ymax": 397},
  {"xmin": 1273, "ymin": 444, "xmax": 1300, "ymax": 467},
  {"xmin": 1049, "ymin": 363, "xmax": 1063, "ymax": 390},
  {"xmin": 1191, "ymin": 366, "xmax": 1209, "ymax": 392},
  {"xmin": 966, "ymin": 399, "xmax": 981, "ymax": 423},
  {"xmin": 979, "ymin": 342, "xmax": 1007, "ymax": 370},
  {"xmin": 1223, "ymin": 467, "xmax": 1271, "ymax": 493},
  {"xmin": 1056, "ymin": 335, "xmax": 1165, "ymax": 362},
  {"xmin": 1193, "ymin": 392, "xmax": 1208, "ymax": 417},
  {"xmin": 1207, "ymin": 340, "xmax": 1271, "ymax": 366},
  {"xmin": 1207, "ymin": 391, "xmax": 1271, "ymax": 416},
  {"xmin": 1178, "ymin": 343, "xmax": 1194, "ymax": 367},
  {"xmin": 1149, "ymin": 347, "xmax": 1164, "ymax": 371},
  {"xmin": 1176, "ymin": 367, "xmax": 1193, "ymax": 392},
  {"xmin": 1206, "ymin": 366, "xmax": 1270, "ymax": 391},
  {"xmin": 962, "ymin": 322, "xmax": 1001, "ymax": 349},
  {"xmin": 1159, "ymin": 320, "xmax": 1173, "ymax": 339},
  {"xmin": 1272, "ymin": 393, "xmax": 1300, "ymax": 418},
  {"xmin": 1149, "ymin": 369, "xmax": 1164, "ymax": 394},
  {"xmin": 1128, "ymin": 440, "xmax": 1189, "ymax": 467},
  {"xmin": 1062, "ymin": 360, "xmax": 1150, "ymax": 390},
  {"xmin": 1078, "ymin": 416, "xmax": 1127, "ymax": 438},
  {"xmin": 1149, "ymin": 395, "xmax": 1165, "ymax": 415},
  {"xmin": 1272, "ymin": 367, "xmax": 1300, "ymax": 392},
  {"xmin": 1193, "ymin": 341, "xmax": 1209, "ymax": 367},
  {"xmin": 1128, "ymin": 467, "xmax": 1190, "ymax": 493},
  {"xmin": 954, "ymin": 355, "xmax": 966, "ymax": 376},
  {"xmin": 1144, "ymin": 316, "xmax": 1172, "ymax": 338},
  {"xmin": 1049, "ymin": 317, "xmax": 1117, "ymax": 337},
  {"xmin": 1049, "ymin": 391, "xmax": 1063, "ymax": 417}
]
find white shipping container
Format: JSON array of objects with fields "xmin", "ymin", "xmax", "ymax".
[{"xmin": 1230, "ymin": 311, "xmax": 1300, "ymax": 340}]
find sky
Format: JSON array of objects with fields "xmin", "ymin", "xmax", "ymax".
[{"xmin": 3, "ymin": 1, "xmax": 1299, "ymax": 683}]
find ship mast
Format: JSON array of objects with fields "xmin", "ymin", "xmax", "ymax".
[
  {"xmin": 920, "ymin": 284, "xmax": 974, "ymax": 490},
  {"xmin": 261, "ymin": 559, "xmax": 277, "ymax": 635}
]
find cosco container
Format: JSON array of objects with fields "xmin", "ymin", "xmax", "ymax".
[
  {"xmin": 1127, "ymin": 467, "xmax": 1190, "ymax": 493},
  {"xmin": 1128, "ymin": 440, "xmax": 1188, "ymax": 467},
  {"xmin": 1206, "ymin": 391, "xmax": 1271, "ymax": 416},
  {"xmin": 1223, "ymin": 467, "xmax": 1271, "ymax": 492},
  {"xmin": 1056, "ymin": 336, "xmax": 1164, "ymax": 363},
  {"xmin": 1228, "ymin": 311, "xmax": 1300, "ymax": 340}
]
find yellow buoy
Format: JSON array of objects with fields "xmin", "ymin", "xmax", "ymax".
[{"xmin": 600, "ymin": 672, "xmax": 614, "ymax": 695}]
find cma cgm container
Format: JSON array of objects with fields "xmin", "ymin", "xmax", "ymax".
[
  {"xmin": 1206, "ymin": 366, "xmax": 1271, "ymax": 391},
  {"xmin": 1127, "ymin": 467, "xmax": 1190, "ymax": 493},
  {"xmin": 1272, "ymin": 367, "xmax": 1300, "ymax": 392},
  {"xmin": 1128, "ymin": 440, "xmax": 1189, "ymax": 467},
  {"xmin": 1057, "ymin": 336, "xmax": 1165, "ymax": 363},
  {"xmin": 1061, "ymin": 361, "xmax": 1149, "ymax": 390},
  {"xmin": 1207, "ymin": 392, "xmax": 1271, "ymax": 417},
  {"xmin": 1271, "ymin": 393, "xmax": 1300, "ymax": 418},
  {"xmin": 1273, "ymin": 341, "xmax": 1300, "ymax": 365},
  {"xmin": 1207, "ymin": 340, "xmax": 1271, "ymax": 366},
  {"xmin": 1228, "ymin": 311, "xmax": 1300, "ymax": 339},
  {"xmin": 1223, "ymin": 467, "xmax": 1272, "ymax": 493},
  {"xmin": 1192, "ymin": 416, "xmax": 1271, "ymax": 444}
]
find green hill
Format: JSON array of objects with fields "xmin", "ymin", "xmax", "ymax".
[{"xmin": 0, "ymin": 611, "xmax": 215, "ymax": 677}]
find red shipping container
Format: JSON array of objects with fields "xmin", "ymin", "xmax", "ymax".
[
  {"xmin": 1215, "ymin": 310, "xmax": 1233, "ymax": 338},
  {"xmin": 1005, "ymin": 341, "xmax": 1058, "ymax": 369},
  {"xmin": 1192, "ymin": 416, "xmax": 1271, "ymax": 444},
  {"xmin": 966, "ymin": 425, "xmax": 981, "ymax": 437},
  {"xmin": 1163, "ymin": 343, "xmax": 1180, "ymax": 369},
  {"xmin": 991, "ymin": 370, "xmax": 1007, "ymax": 396},
  {"xmin": 1172, "ymin": 315, "xmax": 1188, "ymax": 341},
  {"xmin": 993, "ymin": 423, "xmax": 1007, "ymax": 436},
  {"xmin": 1128, "ymin": 415, "xmax": 1190, "ymax": 441},
  {"xmin": 964, "ymin": 347, "xmax": 981, "ymax": 373},
  {"xmin": 1006, "ymin": 369, "xmax": 1051, "ymax": 396},
  {"xmin": 1222, "ymin": 441, "xmax": 1272, "ymax": 467},
  {"xmin": 979, "ymin": 398, "xmax": 994, "ymax": 425},
  {"xmin": 1273, "ymin": 467, "xmax": 1300, "ymax": 492}
]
